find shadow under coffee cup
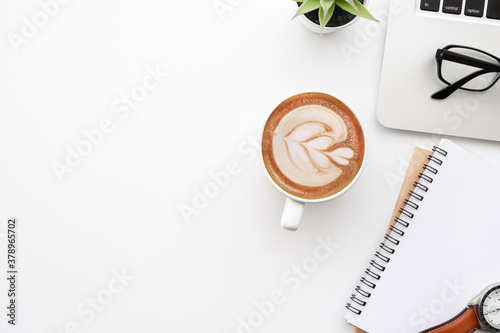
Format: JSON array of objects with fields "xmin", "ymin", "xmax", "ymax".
[{"xmin": 261, "ymin": 92, "xmax": 367, "ymax": 231}]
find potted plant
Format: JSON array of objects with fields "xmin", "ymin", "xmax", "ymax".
[{"xmin": 292, "ymin": 0, "xmax": 377, "ymax": 34}]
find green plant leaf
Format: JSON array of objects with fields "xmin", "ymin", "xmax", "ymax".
[
  {"xmin": 292, "ymin": 0, "xmax": 321, "ymax": 20},
  {"xmin": 336, "ymin": 0, "xmax": 378, "ymax": 21},
  {"xmin": 319, "ymin": 0, "xmax": 335, "ymax": 20},
  {"xmin": 318, "ymin": 3, "xmax": 335, "ymax": 32},
  {"xmin": 344, "ymin": 0, "xmax": 360, "ymax": 14}
]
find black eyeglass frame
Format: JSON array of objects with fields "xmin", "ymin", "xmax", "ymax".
[{"xmin": 432, "ymin": 45, "xmax": 500, "ymax": 100}]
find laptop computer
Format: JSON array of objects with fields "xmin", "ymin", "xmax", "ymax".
[{"xmin": 377, "ymin": 0, "xmax": 500, "ymax": 141}]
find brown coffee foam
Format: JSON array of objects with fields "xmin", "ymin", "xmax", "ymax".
[{"xmin": 262, "ymin": 92, "xmax": 365, "ymax": 200}]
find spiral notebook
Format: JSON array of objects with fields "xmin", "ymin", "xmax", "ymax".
[
  {"xmin": 350, "ymin": 147, "xmax": 431, "ymax": 333},
  {"xmin": 345, "ymin": 139, "xmax": 500, "ymax": 333}
]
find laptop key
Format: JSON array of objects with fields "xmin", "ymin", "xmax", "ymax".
[
  {"xmin": 487, "ymin": 0, "xmax": 500, "ymax": 19},
  {"xmin": 421, "ymin": 0, "xmax": 440, "ymax": 11},
  {"xmin": 465, "ymin": 0, "xmax": 485, "ymax": 16},
  {"xmin": 443, "ymin": 0, "xmax": 463, "ymax": 14}
]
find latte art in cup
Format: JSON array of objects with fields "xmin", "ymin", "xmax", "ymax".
[
  {"xmin": 273, "ymin": 105, "xmax": 353, "ymax": 187},
  {"xmin": 262, "ymin": 93, "xmax": 365, "ymax": 200}
]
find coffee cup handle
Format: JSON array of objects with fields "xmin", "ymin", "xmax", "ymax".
[{"xmin": 281, "ymin": 198, "xmax": 304, "ymax": 231}]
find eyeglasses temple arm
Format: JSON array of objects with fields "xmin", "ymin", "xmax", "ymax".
[{"xmin": 431, "ymin": 69, "xmax": 493, "ymax": 100}]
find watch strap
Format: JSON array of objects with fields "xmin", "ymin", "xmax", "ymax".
[{"xmin": 420, "ymin": 307, "xmax": 481, "ymax": 333}]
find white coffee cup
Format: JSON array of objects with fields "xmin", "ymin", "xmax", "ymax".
[{"xmin": 260, "ymin": 97, "xmax": 367, "ymax": 231}]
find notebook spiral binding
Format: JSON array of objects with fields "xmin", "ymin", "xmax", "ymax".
[{"xmin": 345, "ymin": 146, "xmax": 448, "ymax": 316}]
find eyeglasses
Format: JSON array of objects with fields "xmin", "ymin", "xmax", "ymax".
[{"xmin": 432, "ymin": 45, "xmax": 500, "ymax": 100}]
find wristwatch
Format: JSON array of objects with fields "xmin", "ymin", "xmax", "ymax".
[{"xmin": 420, "ymin": 283, "xmax": 500, "ymax": 333}]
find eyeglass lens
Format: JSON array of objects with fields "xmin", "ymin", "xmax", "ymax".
[{"xmin": 441, "ymin": 46, "xmax": 500, "ymax": 90}]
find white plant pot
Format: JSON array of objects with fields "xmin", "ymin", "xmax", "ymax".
[{"xmin": 296, "ymin": 0, "xmax": 369, "ymax": 34}]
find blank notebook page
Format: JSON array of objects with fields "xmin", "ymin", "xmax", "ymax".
[{"xmin": 345, "ymin": 139, "xmax": 500, "ymax": 333}]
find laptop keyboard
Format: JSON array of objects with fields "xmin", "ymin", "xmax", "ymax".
[{"xmin": 421, "ymin": 0, "xmax": 500, "ymax": 19}]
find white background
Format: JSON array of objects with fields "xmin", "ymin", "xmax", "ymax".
[{"xmin": 1, "ymin": 0, "xmax": 499, "ymax": 332}]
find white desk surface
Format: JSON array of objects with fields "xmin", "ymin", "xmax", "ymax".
[{"xmin": 1, "ymin": 0, "xmax": 499, "ymax": 332}]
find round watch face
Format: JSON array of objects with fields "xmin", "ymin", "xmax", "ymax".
[{"xmin": 480, "ymin": 285, "xmax": 500, "ymax": 332}]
